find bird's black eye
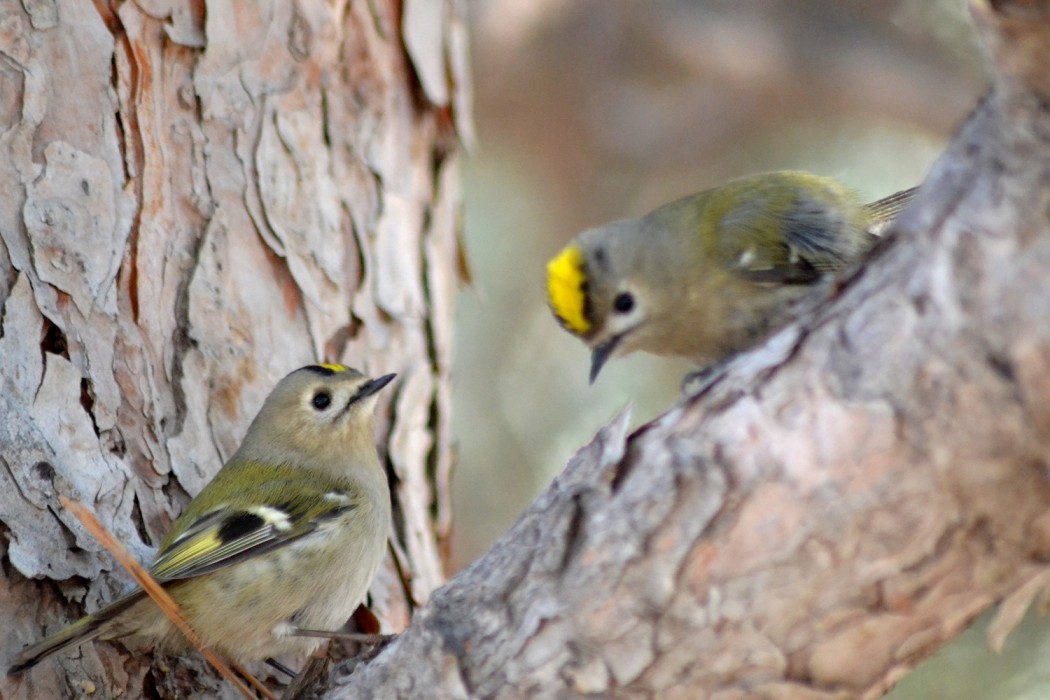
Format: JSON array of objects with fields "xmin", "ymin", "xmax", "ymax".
[
  {"xmin": 311, "ymin": 391, "xmax": 332, "ymax": 410},
  {"xmin": 613, "ymin": 292, "xmax": 634, "ymax": 314}
]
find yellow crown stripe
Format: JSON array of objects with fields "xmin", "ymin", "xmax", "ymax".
[
  {"xmin": 546, "ymin": 245, "xmax": 590, "ymax": 335},
  {"xmin": 319, "ymin": 363, "xmax": 349, "ymax": 373}
]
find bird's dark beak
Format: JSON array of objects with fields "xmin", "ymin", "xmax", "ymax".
[
  {"xmin": 355, "ymin": 373, "xmax": 397, "ymax": 401},
  {"xmin": 589, "ymin": 338, "xmax": 620, "ymax": 384}
]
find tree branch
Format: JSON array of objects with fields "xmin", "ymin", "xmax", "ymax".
[{"xmin": 328, "ymin": 2, "xmax": 1050, "ymax": 698}]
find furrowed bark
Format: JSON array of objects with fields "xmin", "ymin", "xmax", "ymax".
[{"xmin": 0, "ymin": 1, "xmax": 468, "ymax": 697}]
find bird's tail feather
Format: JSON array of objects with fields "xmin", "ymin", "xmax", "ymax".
[
  {"xmin": 864, "ymin": 186, "xmax": 919, "ymax": 235},
  {"xmin": 8, "ymin": 589, "xmax": 148, "ymax": 675}
]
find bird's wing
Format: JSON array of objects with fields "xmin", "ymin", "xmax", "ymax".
[
  {"xmin": 723, "ymin": 197, "xmax": 869, "ymax": 284},
  {"xmin": 150, "ymin": 486, "xmax": 356, "ymax": 581},
  {"xmin": 718, "ymin": 201, "xmax": 825, "ymax": 285}
]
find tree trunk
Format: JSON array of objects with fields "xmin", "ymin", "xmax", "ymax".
[
  {"xmin": 325, "ymin": 2, "xmax": 1050, "ymax": 698},
  {"xmin": 0, "ymin": 1, "xmax": 469, "ymax": 697}
]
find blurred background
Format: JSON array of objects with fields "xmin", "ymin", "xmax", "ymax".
[
  {"xmin": 453, "ymin": 0, "xmax": 979, "ymax": 565},
  {"xmin": 450, "ymin": 1, "xmax": 1050, "ymax": 697}
]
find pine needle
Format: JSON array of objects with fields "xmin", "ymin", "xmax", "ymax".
[{"xmin": 60, "ymin": 496, "xmax": 268, "ymax": 700}]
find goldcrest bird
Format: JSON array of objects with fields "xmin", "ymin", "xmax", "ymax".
[
  {"xmin": 9, "ymin": 364, "xmax": 394, "ymax": 675},
  {"xmin": 546, "ymin": 170, "xmax": 916, "ymax": 382}
]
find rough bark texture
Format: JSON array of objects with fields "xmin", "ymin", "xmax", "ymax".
[
  {"xmin": 323, "ymin": 2, "xmax": 1050, "ymax": 698},
  {"xmin": 0, "ymin": 0, "xmax": 469, "ymax": 698}
]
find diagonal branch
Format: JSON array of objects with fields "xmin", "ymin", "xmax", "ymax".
[{"xmin": 326, "ymin": 3, "xmax": 1050, "ymax": 698}]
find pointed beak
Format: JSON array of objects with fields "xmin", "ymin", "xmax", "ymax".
[
  {"xmin": 355, "ymin": 373, "xmax": 397, "ymax": 401},
  {"xmin": 589, "ymin": 338, "xmax": 620, "ymax": 384}
]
